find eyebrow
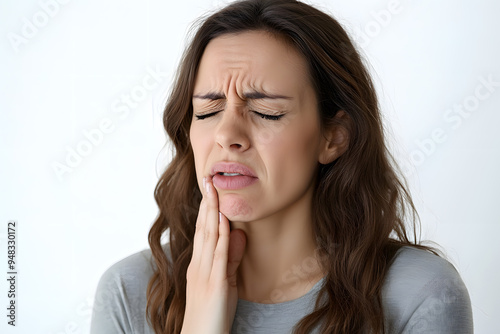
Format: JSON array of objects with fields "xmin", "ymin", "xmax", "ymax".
[{"xmin": 192, "ymin": 91, "xmax": 292, "ymax": 100}]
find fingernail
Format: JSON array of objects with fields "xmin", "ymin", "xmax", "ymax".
[
  {"xmin": 205, "ymin": 178, "xmax": 211, "ymax": 195},
  {"xmin": 219, "ymin": 212, "xmax": 222, "ymax": 224},
  {"xmin": 202, "ymin": 177, "xmax": 207, "ymax": 191}
]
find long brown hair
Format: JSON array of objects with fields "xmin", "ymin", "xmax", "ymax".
[{"xmin": 147, "ymin": 0, "xmax": 434, "ymax": 333}]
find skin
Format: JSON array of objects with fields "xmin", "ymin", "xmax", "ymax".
[{"xmin": 183, "ymin": 30, "xmax": 348, "ymax": 333}]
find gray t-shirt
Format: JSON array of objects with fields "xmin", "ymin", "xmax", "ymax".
[{"xmin": 90, "ymin": 246, "xmax": 473, "ymax": 333}]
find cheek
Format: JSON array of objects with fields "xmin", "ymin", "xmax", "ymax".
[
  {"xmin": 190, "ymin": 126, "xmax": 211, "ymax": 175},
  {"xmin": 253, "ymin": 121, "xmax": 287, "ymax": 147},
  {"xmin": 260, "ymin": 124, "xmax": 319, "ymax": 186}
]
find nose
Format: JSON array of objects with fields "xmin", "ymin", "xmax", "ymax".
[{"xmin": 215, "ymin": 105, "xmax": 250, "ymax": 152}]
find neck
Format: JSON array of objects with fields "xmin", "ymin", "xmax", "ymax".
[{"xmin": 230, "ymin": 186, "xmax": 325, "ymax": 304}]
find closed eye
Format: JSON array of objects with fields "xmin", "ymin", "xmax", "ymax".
[
  {"xmin": 194, "ymin": 111, "xmax": 221, "ymax": 120},
  {"xmin": 194, "ymin": 110, "xmax": 285, "ymax": 121},
  {"xmin": 253, "ymin": 111, "xmax": 284, "ymax": 121}
]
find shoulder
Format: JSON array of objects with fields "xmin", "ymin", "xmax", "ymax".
[
  {"xmin": 95, "ymin": 243, "xmax": 171, "ymax": 288},
  {"xmin": 94, "ymin": 247, "xmax": 157, "ymax": 300},
  {"xmin": 96, "ymin": 247, "xmax": 159, "ymax": 285},
  {"xmin": 382, "ymin": 246, "xmax": 473, "ymax": 334},
  {"xmin": 90, "ymin": 245, "xmax": 170, "ymax": 334},
  {"xmin": 384, "ymin": 246, "xmax": 459, "ymax": 294}
]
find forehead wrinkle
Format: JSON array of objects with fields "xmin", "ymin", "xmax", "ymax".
[
  {"xmin": 218, "ymin": 70, "xmax": 259, "ymax": 103},
  {"xmin": 209, "ymin": 43, "xmax": 258, "ymax": 101},
  {"xmin": 195, "ymin": 31, "xmax": 310, "ymax": 104}
]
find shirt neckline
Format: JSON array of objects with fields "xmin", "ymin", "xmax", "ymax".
[{"xmin": 236, "ymin": 275, "xmax": 326, "ymax": 307}]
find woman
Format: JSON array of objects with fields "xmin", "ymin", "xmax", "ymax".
[{"xmin": 91, "ymin": 0, "xmax": 473, "ymax": 333}]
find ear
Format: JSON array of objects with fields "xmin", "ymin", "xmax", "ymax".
[{"xmin": 318, "ymin": 110, "xmax": 350, "ymax": 165}]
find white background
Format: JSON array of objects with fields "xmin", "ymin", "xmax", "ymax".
[{"xmin": 1, "ymin": 0, "xmax": 499, "ymax": 333}]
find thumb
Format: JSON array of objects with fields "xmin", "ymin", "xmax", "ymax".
[{"xmin": 227, "ymin": 228, "xmax": 246, "ymax": 288}]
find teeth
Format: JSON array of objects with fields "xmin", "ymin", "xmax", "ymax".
[{"xmin": 220, "ymin": 172, "xmax": 242, "ymax": 176}]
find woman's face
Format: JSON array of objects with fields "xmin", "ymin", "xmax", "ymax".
[{"xmin": 190, "ymin": 30, "xmax": 328, "ymax": 222}]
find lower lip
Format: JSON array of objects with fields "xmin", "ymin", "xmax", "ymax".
[{"xmin": 212, "ymin": 174, "xmax": 258, "ymax": 190}]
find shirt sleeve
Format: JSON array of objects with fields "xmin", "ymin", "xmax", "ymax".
[
  {"xmin": 89, "ymin": 248, "xmax": 157, "ymax": 334},
  {"xmin": 401, "ymin": 272, "xmax": 473, "ymax": 333},
  {"xmin": 90, "ymin": 264, "xmax": 133, "ymax": 334},
  {"xmin": 382, "ymin": 247, "xmax": 474, "ymax": 334}
]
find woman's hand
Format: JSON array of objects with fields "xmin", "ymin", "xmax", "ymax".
[{"xmin": 181, "ymin": 176, "xmax": 247, "ymax": 334}]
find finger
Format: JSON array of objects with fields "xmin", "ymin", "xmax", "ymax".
[
  {"xmin": 226, "ymin": 229, "xmax": 246, "ymax": 288},
  {"xmin": 199, "ymin": 176, "xmax": 220, "ymax": 275},
  {"xmin": 190, "ymin": 177, "xmax": 210, "ymax": 272},
  {"xmin": 211, "ymin": 211, "xmax": 230, "ymax": 282}
]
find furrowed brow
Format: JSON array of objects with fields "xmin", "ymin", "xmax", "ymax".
[
  {"xmin": 192, "ymin": 92, "xmax": 225, "ymax": 100},
  {"xmin": 243, "ymin": 91, "xmax": 292, "ymax": 100},
  {"xmin": 192, "ymin": 90, "xmax": 292, "ymax": 101}
]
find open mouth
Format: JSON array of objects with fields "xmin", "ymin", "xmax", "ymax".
[
  {"xmin": 210, "ymin": 162, "xmax": 258, "ymax": 189},
  {"xmin": 212, "ymin": 173, "xmax": 257, "ymax": 189},
  {"xmin": 217, "ymin": 172, "xmax": 244, "ymax": 176}
]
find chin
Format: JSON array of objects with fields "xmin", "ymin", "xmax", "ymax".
[{"xmin": 219, "ymin": 196, "xmax": 254, "ymax": 221}]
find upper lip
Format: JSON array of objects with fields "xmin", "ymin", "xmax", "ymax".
[{"xmin": 210, "ymin": 162, "xmax": 258, "ymax": 178}]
